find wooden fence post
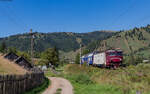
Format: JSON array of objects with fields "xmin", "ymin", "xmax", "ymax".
[
  {"xmin": 0, "ymin": 75, "xmax": 3, "ymax": 94},
  {"xmin": 0, "ymin": 71, "xmax": 45, "ymax": 94}
]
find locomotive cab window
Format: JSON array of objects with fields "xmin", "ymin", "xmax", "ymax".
[
  {"xmin": 108, "ymin": 52, "xmax": 116, "ymax": 56},
  {"xmin": 117, "ymin": 52, "xmax": 123, "ymax": 56}
]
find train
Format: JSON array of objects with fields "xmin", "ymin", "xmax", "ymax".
[{"xmin": 81, "ymin": 49, "xmax": 123, "ymax": 68}]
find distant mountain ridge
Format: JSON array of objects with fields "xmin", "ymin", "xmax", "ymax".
[{"xmin": 0, "ymin": 31, "xmax": 114, "ymax": 52}]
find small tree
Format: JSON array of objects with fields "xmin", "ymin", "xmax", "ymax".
[
  {"xmin": 60, "ymin": 56, "xmax": 69, "ymax": 66},
  {"xmin": 75, "ymin": 53, "xmax": 80, "ymax": 64},
  {"xmin": 0, "ymin": 41, "xmax": 7, "ymax": 53},
  {"xmin": 8, "ymin": 47, "xmax": 17, "ymax": 53},
  {"xmin": 82, "ymin": 49, "xmax": 90, "ymax": 56},
  {"xmin": 53, "ymin": 46, "xmax": 59, "ymax": 64},
  {"xmin": 17, "ymin": 51, "xmax": 31, "ymax": 62},
  {"xmin": 134, "ymin": 56, "xmax": 143, "ymax": 65},
  {"xmin": 41, "ymin": 47, "xmax": 59, "ymax": 67},
  {"xmin": 123, "ymin": 56, "xmax": 132, "ymax": 66}
]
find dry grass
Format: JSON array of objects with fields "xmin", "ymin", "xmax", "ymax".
[
  {"xmin": 0, "ymin": 54, "xmax": 27, "ymax": 75},
  {"xmin": 64, "ymin": 64, "xmax": 150, "ymax": 94}
]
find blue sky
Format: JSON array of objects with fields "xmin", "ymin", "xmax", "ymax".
[{"xmin": 0, "ymin": 0, "xmax": 150, "ymax": 37}]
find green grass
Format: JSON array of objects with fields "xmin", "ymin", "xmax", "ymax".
[
  {"xmin": 45, "ymin": 63, "xmax": 150, "ymax": 94},
  {"xmin": 55, "ymin": 88, "xmax": 62, "ymax": 94},
  {"xmin": 45, "ymin": 70, "xmax": 58, "ymax": 77},
  {"xmin": 136, "ymin": 48, "xmax": 150, "ymax": 58},
  {"xmin": 72, "ymin": 83, "xmax": 123, "ymax": 94},
  {"xmin": 64, "ymin": 74, "xmax": 123, "ymax": 94},
  {"xmin": 45, "ymin": 69, "xmax": 123, "ymax": 94},
  {"xmin": 23, "ymin": 77, "xmax": 50, "ymax": 94},
  {"xmin": 63, "ymin": 64, "xmax": 150, "ymax": 94},
  {"xmin": 45, "ymin": 66, "xmax": 126, "ymax": 94}
]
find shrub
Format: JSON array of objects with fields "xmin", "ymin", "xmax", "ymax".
[
  {"xmin": 75, "ymin": 74, "xmax": 93, "ymax": 84},
  {"xmin": 67, "ymin": 73, "xmax": 93, "ymax": 85}
]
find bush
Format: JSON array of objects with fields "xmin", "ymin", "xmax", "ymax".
[
  {"xmin": 64, "ymin": 64, "xmax": 150, "ymax": 93},
  {"xmin": 67, "ymin": 73, "xmax": 93, "ymax": 85}
]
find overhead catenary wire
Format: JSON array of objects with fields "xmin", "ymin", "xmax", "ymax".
[
  {"xmin": 128, "ymin": 14, "xmax": 150, "ymax": 29},
  {"xmin": 4, "ymin": 4, "xmax": 29, "ymax": 31},
  {"xmin": 108, "ymin": 0, "xmax": 137, "ymax": 28},
  {"xmin": 0, "ymin": 4, "xmax": 29, "ymax": 33},
  {"xmin": 93, "ymin": 0, "xmax": 137, "ymax": 52},
  {"xmin": 0, "ymin": 3, "xmax": 37, "ymax": 61}
]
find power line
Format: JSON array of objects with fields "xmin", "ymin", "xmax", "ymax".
[
  {"xmin": 128, "ymin": 15, "xmax": 150, "ymax": 28},
  {"xmin": 0, "ymin": 4, "xmax": 29, "ymax": 32},
  {"xmin": 30, "ymin": 29, "xmax": 34, "ymax": 65},
  {"xmin": 4, "ymin": 5, "xmax": 29, "ymax": 31},
  {"xmin": 108, "ymin": 0, "xmax": 137, "ymax": 28}
]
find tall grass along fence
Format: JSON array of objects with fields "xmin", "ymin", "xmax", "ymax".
[{"xmin": 0, "ymin": 72, "xmax": 45, "ymax": 94}]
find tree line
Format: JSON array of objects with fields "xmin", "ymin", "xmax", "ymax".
[{"xmin": 0, "ymin": 41, "xmax": 63, "ymax": 68}]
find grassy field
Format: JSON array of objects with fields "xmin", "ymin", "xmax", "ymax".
[
  {"xmin": 64, "ymin": 64, "xmax": 150, "ymax": 94},
  {"xmin": 0, "ymin": 54, "xmax": 27, "ymax": 75},
  {"xmin": 45, "ymin": 63, "xmax": 150, "ymax": 94},
  {"xmin": 71, "ymin": 83, "xmax": 122, "ymax": 94}
]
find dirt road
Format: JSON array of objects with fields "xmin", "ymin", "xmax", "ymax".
[{"xmin": 42, "ymin": 77, "xmax": 73, "ymax": 94}]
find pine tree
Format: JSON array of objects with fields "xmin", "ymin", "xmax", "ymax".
[
  {"xmin": 0, "ymin": 41, "xmax": 7, "ymax": 53},
  {"xmin": 75, "ymin": 53, "xmax": 80, "ymax": 64}
]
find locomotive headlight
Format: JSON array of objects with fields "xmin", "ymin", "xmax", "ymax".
[{"xmin": 119, "ymin": 58, "xmax": 122, "ymax": 61}]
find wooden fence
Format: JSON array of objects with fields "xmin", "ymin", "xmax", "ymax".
[{"xmin": 0, "ymin": 72, "xmax": 45, "ymax": 94}]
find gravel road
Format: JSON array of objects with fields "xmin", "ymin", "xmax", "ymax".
[{"xmin": 42, "ymin": 77, "xmax": 73, "ymax": 94}]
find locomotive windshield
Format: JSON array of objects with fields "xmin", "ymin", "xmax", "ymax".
[
  {"xmin": 107, "ymin": 51, "xmax": 123, "ymax": 56},
  {"xmin": 108, "ymin": 52, "xmax": 116, "ymax": 56},
  {"xmin": 117, "ymin": 52, "xmax": 123, "ymax": 56}
]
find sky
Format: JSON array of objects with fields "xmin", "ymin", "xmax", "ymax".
[{"xmin": 0, "ymin": 0, "xmax": 150, "ymax": 37}]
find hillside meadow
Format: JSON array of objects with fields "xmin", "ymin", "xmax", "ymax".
[
  {"xmin": 45, "ymin": 63, "xmax": 150, "ymax": 94},
  {"xmin": 64, "ymin": 64, "xmax": 150, "ymax": 94},
  {"xmin": 97, "ymin": 25, "xmax": 150, "ymax": 60}
]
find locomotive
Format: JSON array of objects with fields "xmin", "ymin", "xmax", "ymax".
[{"xmin": 81, "ymin": 49, "xmax": 123, "ymax": 68}]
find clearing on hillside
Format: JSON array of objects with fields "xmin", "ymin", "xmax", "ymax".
[{"xmin": 0, "ymin": 54, "xmax": 27, "ymax": 75}]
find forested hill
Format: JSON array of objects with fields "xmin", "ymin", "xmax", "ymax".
[
  {"xmin": 97, "ymin": 25, "xmax": 150, "ymax": 59},
  {"xmin": 0, "ymin": 31, "xmax": 114, "ymax": 52}
]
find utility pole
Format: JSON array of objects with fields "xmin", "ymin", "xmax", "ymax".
[
  {"xmin": 30, "ymin": 29, "xmax": 34, "ymax": 65},
  {"xmin": 99, "ymin": 41, "xmax": 102, "ymax": 52},
  {"xmin": 100, "ymin": 40, "xmax": 106, "ymax": 52},
  {"xmin": 94, "ymin": 41, "xmax": 98, "ymax": 52},
  {"xmin": 80, "ymin": 43, "xmax": 82, "ymax": 67},
  {"xmin": 104, "ymin": 40, "xmax": 106, "ymax": 51}
]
